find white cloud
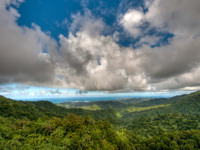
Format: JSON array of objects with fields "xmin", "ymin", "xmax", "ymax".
[
  {"xmin": 120, "ymin": 0, "xmax": 200, "ymax": 40},
  {"xmin": 70, "ymin": 9, "xmax": 105, "ymax": 36},
  {"xmin": 58, "ymin": 30, "xmax": 149, "ymax": 91},
  {"xmin": 119, "ymin": 9, "xmax": 144, "ymax": 38},
  {"xmin": 145, "ymin": 0, "xmax": 200, "ymax": 38},
  {"xmin": 41, "ymin": 90, "xmax": 46, "ymax": 95}
]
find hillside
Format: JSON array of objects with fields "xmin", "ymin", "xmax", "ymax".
[{"xmin": 122, "ymin": 91, "xmax": 200, "ymax": 121}]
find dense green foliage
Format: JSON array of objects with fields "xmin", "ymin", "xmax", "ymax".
[
  {"xmin": 0, "ymin": 91, "xmax": 200, "ymax": 149},
  {"xmin": 0, "ymin": 114, "xmax": 134, "ymax": 149}
]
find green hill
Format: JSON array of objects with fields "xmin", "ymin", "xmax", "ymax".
[
  {"xmin": 120, "ymin": 91, "xmax": 200, "ymax": 123},
  {"xmin": 0, "ymin": 95, "xmax": 72, "ymax": 120},
  {"xmin": 171, "ymin": 91, "xmax": 200, "ymax": 114}
]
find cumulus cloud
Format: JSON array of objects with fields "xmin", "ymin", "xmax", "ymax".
[
  {"xmin": 119, "ymin": 9, "xmax": 144, "ymax": 38},
  {"xmin": 58, "ymin": 29, "xmax": 149, "ymax": 91},
  {"xmin": 119, "ymin": 0, "xmax": 200, "ymax": 40},
  {"xmin": 0, "ymin": 0, "xmax": 200, "ymax": 92},
  {"xmin": 70, "ymin": 10, "xmax": 105, "ymax": 36},
  {"xmin": 145, "ymin": 0, "xmax": 200, "ymax": 38}
]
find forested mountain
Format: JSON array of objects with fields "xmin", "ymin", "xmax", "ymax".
[{"xmin": 0, "ymin": 91, "xmax": 200, "ymax": 149}]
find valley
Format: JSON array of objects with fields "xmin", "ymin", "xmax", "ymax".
[{"xmin": 0, "ymin": 91, "xmax": 200, "ymax": 149}]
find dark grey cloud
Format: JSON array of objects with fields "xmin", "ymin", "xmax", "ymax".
[{"xmin": 141, "ymin": 38, "xmax": 200, "ymax": 79}]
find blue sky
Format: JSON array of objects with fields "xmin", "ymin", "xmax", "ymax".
[
  {"xmin": 16, "ymin": 0, "xmax": 173, "ymax": 47},
  {"xmin": 0, "ymin": 0, "xmax": 200, "ymax": 99}
]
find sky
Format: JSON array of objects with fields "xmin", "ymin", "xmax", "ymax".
[{"xmin": 0, "ymin": 0, "xmax": 200, "ymax": 99}]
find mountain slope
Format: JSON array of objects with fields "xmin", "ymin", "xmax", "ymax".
[
  {"xmin": 0, "ymin": 96, "xmax": 69, "ymax": 119},
  {"xmin": 122, "ymin": 91, "xmax": 200, "ymax": 121}
]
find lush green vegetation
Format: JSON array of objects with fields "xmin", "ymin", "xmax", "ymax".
[
  {"xmin": 0, "ymin": 114, "xmax": 134, "ymax": 149},
  {"xmin": 124, "ymin": 104, "xmax": 171, "ymax": 113},
  {"xmin": 0, "ymin": 91, "xmax": 200, "ymax": 149}
]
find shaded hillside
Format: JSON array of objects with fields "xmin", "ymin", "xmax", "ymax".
[
  {"xmin": 171, "ymin": 91, "xmax": 200, "ymax": 114},
  {"xmin": 122, "ymin": 91, "xmax": 200, "ymax": 121}
]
